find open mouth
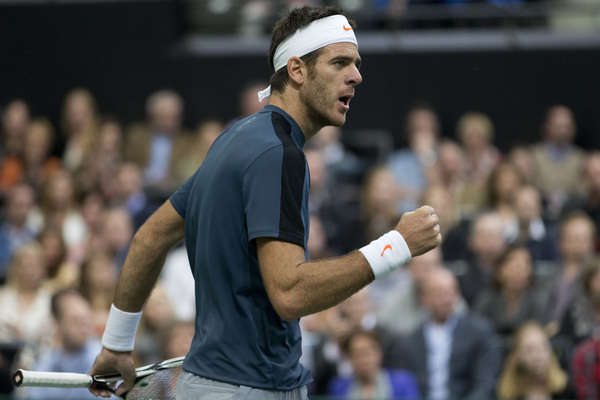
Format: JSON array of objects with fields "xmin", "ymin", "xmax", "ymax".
[{"xmin": 338, "ymin": 96, "xmax": 351, "ymax": 109}]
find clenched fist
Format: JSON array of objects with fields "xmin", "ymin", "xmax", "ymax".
[{"xmin": 395, "ymin": 205, "xmax": 442, "ymax": 257}]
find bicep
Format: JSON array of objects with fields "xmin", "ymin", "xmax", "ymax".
[{"xmin": 138, "ymin": 200, "xmax": 185, "ymax": 248}]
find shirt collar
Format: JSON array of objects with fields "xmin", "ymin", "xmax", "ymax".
[{"xmin": 262, "ymin": 105, "xmax": 306, "ymax": 149}]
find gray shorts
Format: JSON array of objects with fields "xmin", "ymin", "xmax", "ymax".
[{"xmin": 176, "ymin": 370, "xmax": 309, "ymax": 400}]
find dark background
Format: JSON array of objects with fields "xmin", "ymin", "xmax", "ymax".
[{"xmin": 2, "ymin": 0, "xmax": 599, "ymax": 151}]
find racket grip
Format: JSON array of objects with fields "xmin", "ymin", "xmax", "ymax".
[{"xmin": 13, "ymin": 370, "xmax": 93, "ymax": 388}]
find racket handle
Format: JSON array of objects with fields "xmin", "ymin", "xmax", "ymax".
[{"xmin": 13, "ymin": 370, "xmax": 93, "ymax": 388}]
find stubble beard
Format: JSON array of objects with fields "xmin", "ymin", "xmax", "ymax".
[{"xmin": 300, "ymin": 73, "xmax": 344, "ymax": 129}]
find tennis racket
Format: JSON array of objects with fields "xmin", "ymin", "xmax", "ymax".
[{"xmin": 13, "ymin": 356, "xmax": 184, "ymax": 400}]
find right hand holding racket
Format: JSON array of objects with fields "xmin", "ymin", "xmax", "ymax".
[{"xmin": 88, "ymin": 348, "xmax": 136, "ymax": 398}]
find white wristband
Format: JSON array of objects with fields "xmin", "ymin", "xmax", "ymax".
[
  {"xmin": 101, "ymin": 304, "xmax": 142, "ymax": 352},
  {"xmin": 359, "ymin": 230, "xmax": 412, "ymax": 278}
]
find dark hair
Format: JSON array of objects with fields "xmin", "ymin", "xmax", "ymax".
[
  {"xmin": 51, "ymin": 287, "xmax": 84, "ymax": 320},
  {"xmin": 492, "ymin": 245, "xmax": 533, "ymax": 290},
  {"xmin": 267, "ymin": 6, "xmax": 356, "ymax": 94},
  {"xmin": 341, "ymin": 329, "xmax": 381, "ymax": 355}
]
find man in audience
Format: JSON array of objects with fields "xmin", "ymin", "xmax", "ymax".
[
  {"xmin": 28, "ymin": 288, "xmax": 100, "ymax": 400},
  {"xmin": 124, "ymin": 90, "xmax": 188, "ymax": 193},
  {"xmin": 448, "ymin": 212, "xmax": 508, "ymax": 306},
  {"xmin": 387, "ymin": 103, "xmax": 441, "ymax": 213},
  {"xmin": 562, "ymin": 151, "xmax": 600, "ymax": 251},
  {"xmin": 394, "ymin": 267, "xmax": 501, "ymax": 400},
  {"xmin": 0, "ymin": 183, "xmax": 36, "ymax": 283},
  {"xmin": 113, "ymin": 162, "xmax": 160, "ymax": 230},
  {"xmin": 531, "ymin": 105, "xmax": 585, "ymax": 218}
]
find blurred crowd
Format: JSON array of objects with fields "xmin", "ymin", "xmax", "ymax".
[{"xmin": 0, "ymin": 85, "xmax": 599, "ymax": 400}]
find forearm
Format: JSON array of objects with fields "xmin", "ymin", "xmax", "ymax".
[
  {"xmin": 112, "ymin": 229, "xmax": 171, "ymax": 312},
  {"xmin": 283, "ymin": 251, "xmax": 374, "ymax": 320}
]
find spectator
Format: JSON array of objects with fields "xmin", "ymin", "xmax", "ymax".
[
  {"xmin": 359, "ymin": 166, "xmax": 402, "ymax": 245},
  {"xmin": 113, "ymin": 163, "xmax": 160, "ymax": 230},
  {"xmin": 378, "ymin": 247, "xmax": 443, "ymax": 334},
  {"xmin": 38, "ymin": 228, "xmax": 78, "ymax": 293},
  {"xmin": 544, "ymin": 211, "xmax": 597, "ymax": 336},
  {"xmin": 22, "ymin": 118, "xmax": 61, "ymax": 191},
  {"xmin": 531, "ymin": 105, "xmax": 585, "ymax": 218},
  {"xmin": 33, "ymin": 169, "xmax": 87, "ymax": 264},
  {"xmin": 487, "ymin": 161, "xmax": 524, "ymax": 238},
  {"xmin": 28, "ymin": 288, "xmax": 101, "ymax": 400},
  {"xmin": 328, "ymin": 329, "xmax": 420, "ymax": 400},
  {"xmin": 561, "ymin": 151, "xmax": 600, "ymax": 251},
  {"xmin": 508, "ymin": 144, "xmax": 535, "ymax": 185},
  {"xmin": 449, "ymin": 212, "xmax": 508, "ymax": 306},
  {"xmin": 474, "ymin": 246, "xmax": 545, "ymax": 353},
  {"xmin": 0, "ymin": 100, "xmax": 30, "ymax": 194},
  {"xmin": 125, "ymin": 89, "xmax": 189, "ymax": 193},
  {"xmin": 99, "ymin": 207, "xmax": 133, "ymax": 268},
  {"xmin": 456, "ymin": 111, "xmax": 500, "ymax": 188},
  {"xmin": 79, "ymin": 252, "xmax": 117, "ymax": 338},
  {"xmin": 512, "ymin": 185, "xmax": 558, "ymax": 262},
  {"xmin": 172, "ymin": 119, "xmax": 223, "ymax": 187},
  {"xmin": 0, "ymin": 242, "xmax": 53, "ymax": 369},
  {"xmin": 60, "ymin": 88, "xmax": 99, "ymax": 172},
  {"xmin": 387, "ymin": 103, "xmax": 440, "ymax": 212},
  {"xmin": 571, "ymin": 259, "xmax": 600, "ymax": 399},
  {"xmin": 0, "ymin": 183, "xmax": 37, "ymax": 283},
  {"xmin": 498, "ymin": 322, "xmax": 568, "ymax": 400},
  {"xmin": 395, "ymin": 267, "xmax": 501, "ymax": 400}
]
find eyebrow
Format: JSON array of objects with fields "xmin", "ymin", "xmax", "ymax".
[{"xmin": 331, "ymin": 55, "xmax": 362, "ymax": 69}]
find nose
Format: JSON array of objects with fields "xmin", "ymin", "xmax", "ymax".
[{"xmin": 348, "ymin": 64, "xmax": 363, "ymax": 87}]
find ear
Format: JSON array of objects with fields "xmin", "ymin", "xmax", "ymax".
[{"xmin": 286, "ymin": 56, "xmax": 306, "ymax": 86}]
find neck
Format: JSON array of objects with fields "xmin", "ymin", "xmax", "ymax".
[{"xmin": 269, "ymin": 91, "xmax": 321, "ymax": 141}]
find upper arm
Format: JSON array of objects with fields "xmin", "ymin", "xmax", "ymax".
[
  {"xmin": 137, "ymin": 200, "xmax": 185, "ymax": 249},
  {"xmin": 256, "ymin": 238, "xmax": 305, "ymax": 320}
]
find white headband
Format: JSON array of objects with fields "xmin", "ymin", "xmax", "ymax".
[{"xmin": 257, "ymin": 14, "xmax": 358, "ymax": 103}]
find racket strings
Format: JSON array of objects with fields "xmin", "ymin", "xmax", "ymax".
[{"xmin": 124, "ymin": 368, "xmax": 180, "ymax": 400}]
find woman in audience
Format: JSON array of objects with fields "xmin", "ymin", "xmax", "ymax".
[
  {"xmin": 475, "ymin": 246, "xmax": 545, "ymax": 353},
  {"xmin": 487, "ymin": 161, "xmax": 525, "ymax": 237},
  {"xmin": 38, "ymin": 228, "xmax": 78, "ymax": 293},
  {"xmin": 78, "ymin": 251, "xmax": 117, "ymax": 337},
  {"xmin": 328, "ymin": 329, "xmax": 420, "ymax": 400},
  {"xmin": 60, "ymin": 88, "xmax": 100, "ymax": 172},
  {"xmin": 0, "ymin": 242, "xmax": 53, "ymax": 369},
  {"xmin": 498, "ymin": 322, "xmax": 568, "ymax": 400}
]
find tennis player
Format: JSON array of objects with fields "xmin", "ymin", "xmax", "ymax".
[{"xmin": 89, "ymin": 6, "xmax": 442, "ymax": 400}]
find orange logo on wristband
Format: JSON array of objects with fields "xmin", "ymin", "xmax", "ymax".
[{"xmin": 381, "ymin": 244, "xmax": 392, "ymax": 256}]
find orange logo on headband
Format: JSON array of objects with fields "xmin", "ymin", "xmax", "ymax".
[{"xmin": 342, "ymin": 25, "xmax": 353, "ymax": 31}]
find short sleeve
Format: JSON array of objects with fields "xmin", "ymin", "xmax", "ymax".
[
  {"xmin": 243, "ymin": 144, "xmax": 306, "ymax": 247},
  {"xmin": 169, "ymin": 174, "xmax": 195, "ymax": 217}
]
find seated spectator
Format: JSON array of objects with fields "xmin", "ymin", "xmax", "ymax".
[
  {"xmin": 38, "ymin": 228, "xmax": 78, "ymax": 293},
  {"xmin": 531, "ymin": 105, "xmax": 585, "ymax": 218},
  {"xmin": 328, "ymin": 329, "xmax": 420, "ymax": 400},
  {"xmin": 561, "ymin": 151, "xmax": 600, "ymax": 251},
  {"xmin": 498, "ymin": 322, "xmax": 568, "ymax": 400},
  {"xmin": 112, "ymin": 163, "xmax": 160, "ymax": 230},
  {"xmin": 60, "ymin": 88, "xmax": 100, "ymax": 173},
  {"xmin": 99, "ymin": 207, "xmax": 133, "ymax": 268},
  {"xmin": 474, "ymin": 246, "xmax": 545, "ymax": 353},
  {"xmin": 512, "ymin": 185, "xmax": 558, "ymax": 262},
  {"xmin": 571, "ymin": 259, "xmax": 600, "ymax": 399},
  {"xmin": 455, "ymin": 111, "xmax": 500, "ymax": 189},
  {"xmin": 0, "ymin": 100, "xmax": 30, "ymax": 195},
  {"xmin": 79, "ymin": 252, "xmax": 117, "ymax": 338},
  {"xmin": 125, "ymin": 90, "xmax": 189, "ymax": 194},
  {"xmin": 387, "ymin": 103, "xmax": 440, "ymax": 213},
  {"xmin": 378, "ymin": 247, "xmax": 442, "ymax": 334},
  {"xmin": 486, "ymin": 161, "xmax": 524, "ymax": 238},
  {"xmin": 0, "ymin": 242, "xmax": 53, "ymax": 369},
  {"xmin": 22, "ymin": 118, "xmax": 61, "ymax": 191},
  {"xmin": 0, "ymin": 183, "xmax": 37, "ymax": 283},
  {"xmin": 27, "ymin": 288, "xmax": 101, "ymax": 400},
  {"xmin": 447, "ymin": 212, "xmax": 508, "ymax": 306},
  {"xmin": 395, "ymin": 267, "xmax": 501, "ymax": 400},
  {"xmin": 544, "ymin": 211, "xmax": 597, "ymax": 336}
]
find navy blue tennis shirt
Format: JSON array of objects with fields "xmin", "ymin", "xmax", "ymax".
[{"xmin": 169, "ymin": 105, "xmax": 312, "ymax": 390}]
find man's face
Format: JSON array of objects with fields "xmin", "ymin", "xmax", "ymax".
[
  {"xmin": 545, "ymin": 106, "xmax": 575, "ymax": 145},
  {"xmin": 57, "ymin": 294, "xmax": 93, "ymax": 351},
  {"xmin": 299, "ymin": 42, "xmax": 362, "ymax": 127},
  {"xmin": 422, "ymin": 271, "xmax": 458, "ymax": 323}
]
